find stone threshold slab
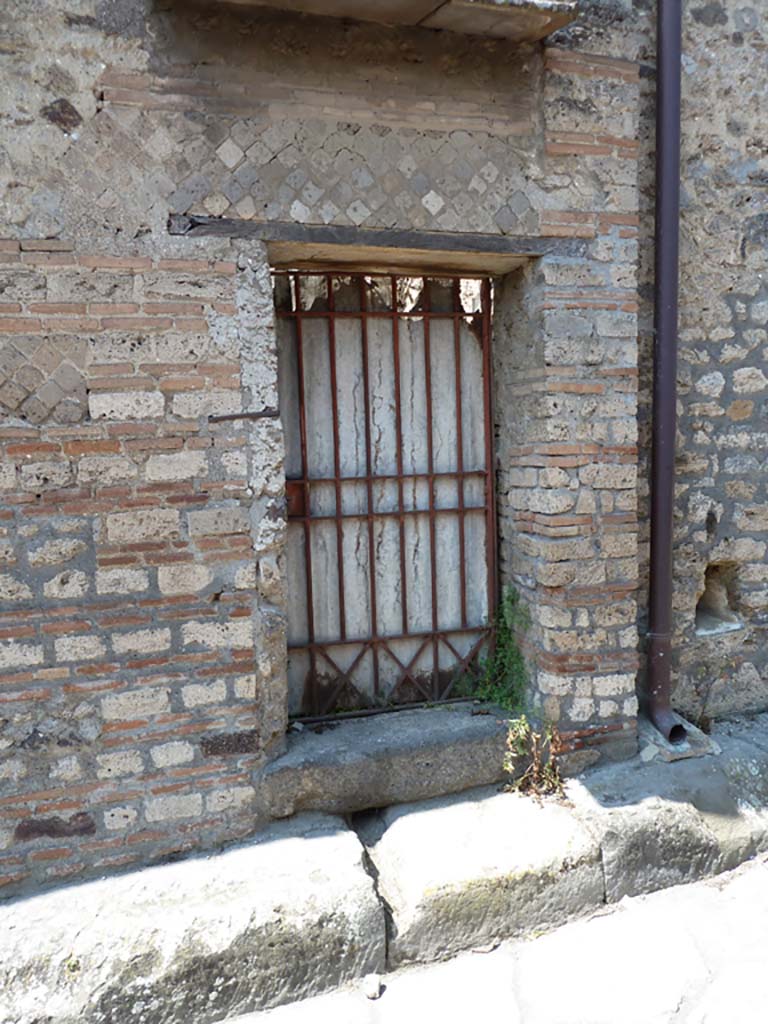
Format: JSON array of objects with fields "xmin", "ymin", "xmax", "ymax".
[{"xmin": 262, "ymin": 704, "xmax": 511, "ymax": 818}]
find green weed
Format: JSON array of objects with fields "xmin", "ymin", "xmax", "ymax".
[
  {"xmin": 503, "ymin": 714, "xmax": 564, "ymax": 798},
  {"xmin": 459, "ymin": 586, "xmax": 530, "ymax": 714}
]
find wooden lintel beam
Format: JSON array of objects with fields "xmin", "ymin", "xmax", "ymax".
[{"xmin": 167, "ymin": 215, "xmax": 587, "ymax": 261}]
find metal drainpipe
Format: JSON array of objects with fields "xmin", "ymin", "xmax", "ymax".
[{"xmin": 644, "ymin": 0, "xmax": 686, "ymax": 743}]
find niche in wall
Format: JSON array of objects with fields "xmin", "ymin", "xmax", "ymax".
[{"xmin": 695, "ymin": 562, "xmax": 743, "ymax": 637}]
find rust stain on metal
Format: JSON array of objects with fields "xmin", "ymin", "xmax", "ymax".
[{"xmin": 286, "ymin": 480, "xmax": 306, "ymax": 517}]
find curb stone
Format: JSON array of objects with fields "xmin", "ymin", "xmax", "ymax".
[
  {"xmin": 0, "ymin": 814, "xmax": 385, "ymax": 1024},
  {"xmin": 567, "ymin": 723, "xmax": 768, "ymax": 901},
  {"xmin": 362, "ymin": 785, "xmax": 604, "ymax": 966},
  {"xmin": 229, "ymin": 855, "xmax": 768, "ymax": 1024},
  {"xmin": 356, "ymin": 717, "xmax": 768, "ymax": 966}
]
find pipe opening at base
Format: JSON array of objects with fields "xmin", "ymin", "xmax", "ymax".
[{"xmin": 668, "ymin": 723, "xmax": 687, "ymax": 745}]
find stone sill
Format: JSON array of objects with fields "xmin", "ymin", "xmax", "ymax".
[
  {"xmin": 262, "ymin": 704, "xmax": 511, "ymax": 818},
  {"xmin": 221, "ymin": 0, "xmax": 578, "ymax": 42},
  {"xmin": 694, "ymin": 612, "xmax": 744, "ymax": 638},
  {"xmin": 261, "ymin": 704, "xmax": 639, "ymax": 819}
]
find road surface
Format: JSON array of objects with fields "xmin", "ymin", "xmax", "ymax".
[{"xmin": 240, "ymin": 852, "xmax": 768, "ymax": 1024}]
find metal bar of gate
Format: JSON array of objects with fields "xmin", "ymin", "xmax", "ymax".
[
  {"xmin": 325, "ymin": 274, "xmax": 347, "ymax": 643},
  {"xmin": 452, "ymin": 279, "xmax": 468, "ymax": 630},
  {"xmin": 294, "ymin": 469, "xmax": 485, "ymax": 486},
  {"xmin": 421, "ymin": 277, "xmax": 440, "ymax": 698},
  {"xmin": 300, "ymin": 506, "xmax": 481, "ymax": 524},
  {"xmin": 289, "ymin": 622, "xmax": 492, "ymax": 652},
  {"xmin": 278, "ymin": 309, "xmax": 484, "ymax": 319},
  {"xmin": 391, "ymin": 276, "xmax": 409, "ymax": 638},
  {"xmin": 292, "ymin": 275, "xmax": 318, "ymax": 713},
  {"xmin": 481, "ymin": 278, "xmax": 499, "ymax": 624},
  {"xmin": 358, "ymin": 275, "xmax": 380, "ymax": 700}
]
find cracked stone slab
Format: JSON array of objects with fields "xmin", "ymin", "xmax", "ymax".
[
  {"xmin": 363, "ymin": 785, "xmax": 603, "ymax": 966},
  {"xmin": 0, "ymin": 814, "xmax": 386, "ymax": 1024},
  {"xmin": 229, "ymin": 854, "xmax": 768, "ymax": 1024}
]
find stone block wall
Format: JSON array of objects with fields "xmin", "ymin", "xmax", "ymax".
[
  {"xmin": 549, "ymin": 0, "xmax": 768, "ymax": 727},
  {"xmin": 665, "ymin": 3, "xmax": 768, "ymax": 722},
  {"xmin": 0, "ymin": 0, "xmax": 650, "ymax": 893},
  {"xmin": 2, "ymin": 0, "xmax": 765, "ymax": 896}
]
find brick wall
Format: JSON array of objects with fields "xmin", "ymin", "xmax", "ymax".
[
  {"xmin": 489, "ymin": 35, "xmax": 643, "ymax": 768},
  {"xmin": 4, "ymin": 0, "xmax": 765, "ymax": 895},
  {"xmin": 494, "ymin": 245, "xmax": 640, "ymax": 767},
  {"xmin": 1, "ymin": 0, "xmax": 649, "ymax": 893},
  {"xmin": 0, "ymin": 238, "xmax": 287, "ymax": 892}
]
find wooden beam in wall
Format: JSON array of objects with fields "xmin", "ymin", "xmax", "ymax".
[{"xmin": 168, "ymin": 215, "xmax": 587, "ymax": 274}]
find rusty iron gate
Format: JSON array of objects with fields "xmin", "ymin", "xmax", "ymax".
[{"xmin": 275, "ymin": 271, "xmax": 497, "ymax": 717}]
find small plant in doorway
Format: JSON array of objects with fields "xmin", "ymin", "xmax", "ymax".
[
  {"xmin": 503, "ymin": 714, "xmax": 565, "ymax": 799},
  {"xmin": 465, "ymin": 586, "xmax": 530, "ymax": 714},
  {"xmin": 458, "ymin": 587, "xmax": 564, "ymax": 798}
]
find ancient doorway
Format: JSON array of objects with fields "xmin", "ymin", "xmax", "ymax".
[{"xmin": 275, "ymin": 270, "xmax": 497, "ymax": 716}]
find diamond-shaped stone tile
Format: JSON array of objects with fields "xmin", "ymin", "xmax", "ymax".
[
  {"xmin": 0, "ymin": 340, "xmax": 87, "ymax": 425},
  {"xmin": 216, "ymin": 138, "xmax": 245, "ymax": 170},
  {"xmin": 290, "ymin": 199, "xmax": 311, "ymax": 222},
  {"xmin": 422, "ymin": 190, "xmax": 445, "ymax": 215},
  {"xmin": 100, "ymin": 98, "xmax": 526, "ymax": 235},
  {"xmin": 347, "ymin": 200, "xmax": 371, "ymax": 226}
]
